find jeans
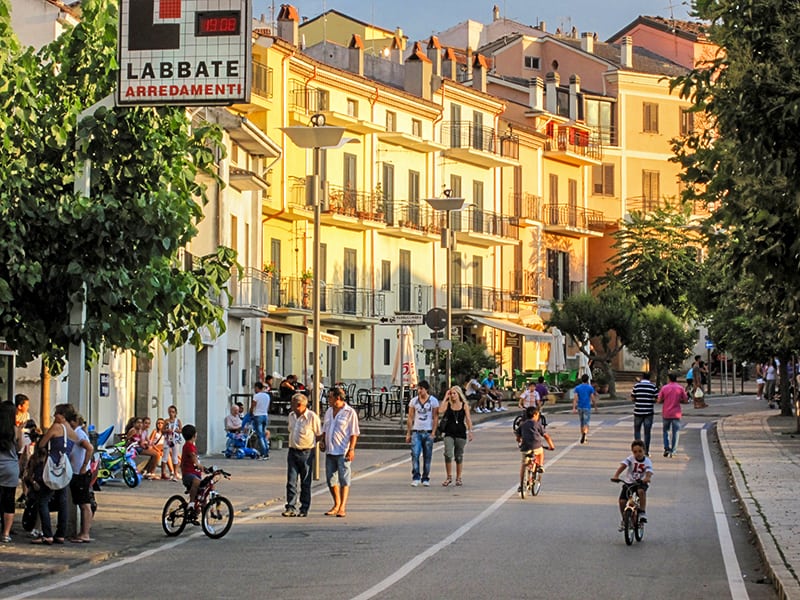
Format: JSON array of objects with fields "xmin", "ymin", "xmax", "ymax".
[
  {"xmin": 663, "ymin": 418, "xmax": 681, "ymax": 454},
  {"xmin": 252, "ymin": 415, "xmax": 269, "ymax": 457},
  {"xmin": 633, "ymin": 414, "xmax": 654, "ymax": 454},
  {"xmin": 410, "ymin": 431, "xmax": 434, "ymax": 482},
  {"xmin": 286, "ymin": 448, "xmax": 314, "ymax": 512},
  {"xmin": 37, "ymin": 487, "xmax": 67, "ymax": 539}
]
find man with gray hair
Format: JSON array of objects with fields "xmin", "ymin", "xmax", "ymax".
[{"xmin": 283, "ymin": 393, "xmax": 321, "ymax": 518}]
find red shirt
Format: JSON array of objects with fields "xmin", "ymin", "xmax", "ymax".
[
  {"xmin": 181, "ymin": 441, "xmax": 201, "ymax": 477},
  {"xmin": 658, "ymin": 382, "xmax": 687, "ymax": 419}
]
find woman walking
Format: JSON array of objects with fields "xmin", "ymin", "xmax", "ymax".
[
  {"xmin": 0, "ymin": 401, "xmax": 19, "ymax": 542},
  {"xmin": 439, "ymin": 386, "xmax": 474, "ymax": 487}
]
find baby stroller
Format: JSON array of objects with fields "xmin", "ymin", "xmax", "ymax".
[{"xmin": 224, "ymin": 414, "xmax": 260, "ymax": 459}]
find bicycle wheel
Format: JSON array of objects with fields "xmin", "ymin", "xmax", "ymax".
[
  {"xmin": 634, "ymin": 512, "xmax": 645, "ymax": 542},
  {"xmin": 532, "ymin": 467, "xmax": 542, "ymax": 496},
  {"xmin": 623, "ymin": 510, "xmax": 634, "ymax": 545},
  {"xmin": 123, "ymin": 463, "xmax": 139, "ymax": 488},
  {"xmin": 202, "ymin": 495, "xmax": 234, "ymax": 539},
  {"xmin": 162, "ymin": 495, "xmax": 188, "ymax": 536}
]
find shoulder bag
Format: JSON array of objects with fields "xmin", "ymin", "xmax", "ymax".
[{"xmin": 43, "ymin": 425, "xmax": 73, "ymax": 490}]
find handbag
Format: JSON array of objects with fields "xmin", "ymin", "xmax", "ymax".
[
  {"xmin": 693, "ymin": 388, "xmax": 705, "ymax": 400},
  {"xmin": 43, "ymin": 425, "xmax": 73, "ymax": 490},
  {"xmin": 437, "ymin": 409, "xmax": 451, "ymax": 436}
]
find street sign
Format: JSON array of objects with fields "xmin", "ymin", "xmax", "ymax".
[
  {"xmin": 117, "ymin": 0, "xmax": 252, "ymax": 106},
  {"xmin": 705, "ymin": 340, "xmax": 714, "ymax": 349},
  {"xmin": 424, "ymin": 307, "xmax": 447, "ymax": 331},
  {"xmin": 378, "ymin": 314, "xmax": 424, "ymax": 325}
]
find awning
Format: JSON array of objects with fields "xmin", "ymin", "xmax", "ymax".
[{"xmin": 468, "ymin": 316, "xmax": 552, "ymax": 342}]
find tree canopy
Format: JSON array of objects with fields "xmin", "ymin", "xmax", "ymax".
[{"xmin": 0, "ymin": 0, "xmax": 236, "ymax": 369}]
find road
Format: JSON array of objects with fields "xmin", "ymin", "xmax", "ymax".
[{"xmin": 4, "ymin": 397, "xmax": 777, "ymax": 600}]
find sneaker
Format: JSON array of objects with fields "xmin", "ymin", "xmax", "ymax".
[
  {"xmin": 422, "ymin": 480, "xmax": 430, "ymax": 487},
  {"xmin": 639, "ymin": 512, "xmax": 647, "ymax": 524},
  {"xmin": 517, "ymin": 485, "xmax": 523, "ymax": 493},
  {"xmin": 297, "ymin": 511, "xmax": 308, "ymax": 517},
  {"xmin": 663, "ymin": 450, "xmax": 670, "ymax": 457},
  {"xmin": 494, "ymin": 407, "xmax": 502, "ymax": 412},
  {"xmin": 500, "ymin": 406, "xmax": 509, "ymax": 411},
  {"xmin": 411, "ymin": 480, "xmax": 420, "ymax": 487},
  {"xmin": 618, "ymin": 520, "xmax": 625, "ymax": 532},
  {"xmin": 282, "ymin": 509, "xmax": 297, "ymax": 517},
  {"xmin": 261, "ymin": 455, "xmax": 270, "ymax": 461},
  {"xmin": 580, "ymin": 433, "xmax": 586, "ymax": 444},
  {"xmin": 29, "ymin": 529, "xmax": 42, "ymax": 539},
  {"xmin": 1, "ymin": 535, "xmax": 11, "ymax": 543}
]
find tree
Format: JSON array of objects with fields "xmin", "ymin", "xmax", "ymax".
[
  {"xmin": 0, "ymin": 0, "xmax": 236, "ymax": 369},
  {"xmin": 671, "ymin": 0, "xmax": 800, "ymax": 416},
  {"xmin": 627, "ymin": 305, "xmax": 695, "ymax": 385},
  {"xmin": 547, "ymin": 285, "xmax": 638, "ymax": 396}
]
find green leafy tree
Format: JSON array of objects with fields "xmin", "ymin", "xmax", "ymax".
[
  {"xmin": 450, "ymin": 340, "xmax": 498, "ymax": 383},
  {"xmin": 0, "ymin": 0, "xmax": 236, "ymax": 369},
  {"xmin": 547, "ymin": 285, "xmax": 638, "ymax": 396},
  {"xmin": 627, "ymin": 305, "xmax": 695, "ymax": 385},
  {"xmin": 671, "ymin": 0, "xmax": 800, "ymax": 416}
]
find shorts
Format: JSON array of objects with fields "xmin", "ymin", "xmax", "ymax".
[
  {"xmin": 521, "ymin": 448, "xmax": 544, "ymax": 466},
  {"xmin": 577, "ymin": 408, "xmax": 591, "ymax": 428},
  {"xmin": 182, "ymin": 473, "xmax": 200, "ymax": 489},
  {"xmin": 325, "ymin": 454, "xmax": 352, "ymax": 487},
  {"xmin": 619, "ymin": 481, "xmax": 649, "ymax": 501},
  {"xmin": 69, "ymin": 472, "xmax": 93, "ymax": 505}
]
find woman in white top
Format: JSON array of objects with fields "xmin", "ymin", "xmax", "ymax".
[{"xmin": 162, "ymin": 406, "xmax": 182, "ymax": 481}]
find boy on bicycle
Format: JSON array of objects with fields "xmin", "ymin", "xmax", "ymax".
[
  {"xmin": 516, "ymin": 406, "xmax": 554, "ymax": 492},
  {"xmin": 611, "ymin": 439, "xmax": 653, "ymax": 528},
  {"xmin": 181, "ymin": 424, "xmax": 204, "ymax": 513}
]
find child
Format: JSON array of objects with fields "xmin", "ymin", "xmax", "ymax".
[
  {"xmin": 163, "ymin": 405, "xmax": 182, "ymax": 481},
  {"xmin": 180, "ymin": 424, "xmax": 204, "ymax": 514},
  {"xmin": 515, "ymin": 406, "xmax": 554, "ymax": 492},
  {"xmin": 611, "ymin": 439, "xmax": 654, "ymax": 529}
]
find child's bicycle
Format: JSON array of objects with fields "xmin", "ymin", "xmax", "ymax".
[
  {"xmin": 162, "ymin": 467, "xmax": 233, "ymax": 539},
  {"xmin": 611, "ymin": 478, "xmax": 646, "ymax": 545},
  {"xmin": 520, "ymin": 450, "xmax": 543, "ymax": 498}
]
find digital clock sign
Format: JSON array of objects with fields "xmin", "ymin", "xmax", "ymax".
[{"xmin": 195, "ymin": 11, "xmax": 241, "ymax": 36}]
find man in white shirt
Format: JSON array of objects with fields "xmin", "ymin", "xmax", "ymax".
[
  {"xmin": 282, "ymin": 394, "xmax": 321, "ymax": 518},
  {"xmin": 250, "ymin": 381, "xmax": 272, "ymax": 459},
  {"xmin": 405, "ymin": 380, "xmax": 439, "ymax": 487},
  {"xmin": 321, "ymin": 387, "xmax": 360, "ymax": 518}
]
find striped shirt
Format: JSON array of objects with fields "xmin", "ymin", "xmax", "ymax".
[{"xmin": 631, "ymin": 379, "xmax": 658, "ymax": 416}]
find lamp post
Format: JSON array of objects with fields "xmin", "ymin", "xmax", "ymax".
[
  {"xmin": 281, "ymin": 114, "xmax": 355, "ymax": 478},
  {"xmin": 425, "ymin": 192, "xmax": 467, "ymax": 389}
]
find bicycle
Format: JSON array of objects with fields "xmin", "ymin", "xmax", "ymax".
[
  {"xmin": 162, "ymin": 467, "xmax": 234, "ymax": 539},
  {"xmin": 611, "ymin": 478, "xmax": 646, "ymax": 545}
]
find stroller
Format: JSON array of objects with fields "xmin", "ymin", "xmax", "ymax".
[{"xmin": 224, "ymin": 414, "xmax": 260, "ymax": 459}]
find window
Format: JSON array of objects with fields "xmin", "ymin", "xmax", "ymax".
[
  {"xmin": 346, "ymin": 98, "xmax": 358, "ymax": 117},
  {"xmin": 399, "ymin": 250, "xmax": 411, "ymax": 312},
  {"xmin": 568, "ymin": 178, "xmax": 578, "ymax": 227},
  {"xmin": 386, "ymin": 110, "xmax": 396, "ymax": 132},
  {"xmin": 383, "ymin": 339, "xmax": 390, "ymax": 366},
  {"xmin": 592, "ymin": 163, "xmax": 615, "ymax": 196},
  {"xmin": 547, "ymin": 249, "xmax": 570, "ymax": 301},
  {"xmin": 408, "ymin": 170, "xmax": 420, "ymax": 225},
  {"xmin": 343, "ymin": 248, "xmax": 357, "ymax": 314},
  {"xmin": 381, "ymin": 260, "xmax": 391, "ymax": 291},
  {"xmin": 585, "ymin": 98, "xmax": 615, "ymax": 145},
  {"xmin": 556, "ymin": 89, "xmax": 570, "ymax": 118},
  {"xmin": 472, "ymin": 111, "xmax": 484, "ymax": 150},
  {"xmin": 642, "ymin": 170, "xmax": 660, "ymax": 210},
  {"xmin": 548, "ymin": 174, "xmax": 559, "ymax": 224},
  {"xmin": 643, "ymin": 102, "xmax": 659, "ymax": 133},
  {"xmin": 680, "ymin": 108, "xmax": 694, "ymax": 136},
  {"xmin": 411, "ymin": 118, "xmax": 422, "ymax": 137},
  {"xmin": 524, "ymin": 55, "xmax": 540, "ymax": 70}
]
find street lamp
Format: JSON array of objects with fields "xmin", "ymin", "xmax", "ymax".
[
  {"xmin": 425, "ymin": 191, "xmax": 467, "ymax": 389},
  {"xmin": 281, "ymin": 114, "xmax": 356, "ymax": 478}
]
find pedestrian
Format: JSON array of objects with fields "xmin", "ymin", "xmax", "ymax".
[
  {"xmin": 572, "ymin": 374, "xmax": 597, "ymax": 444},
  {"xmin": 162, "ymin": 405, "xmax": 182, "ymax": 480},
  {"xmin": 515, "ymin": 405, "xmax": 555, "ymax": 494},
  {"xmin": 405, "ymin": 380, "xmax": 439, "ymax": 486},
  {"xmin": 282, "ymin": 393, "xmax": 321, "ymax": 517},
  {"xmin": 765, "ymin": 359, "xmax": 777, "ymax": 407},
  {"xmin": 438, "ymin": 386, "xmax": 474, "ymax": 487},
  {"xmin": 755, "ymin": 362, "xmax": 765, "ymax": 402},
  {"xmin": 518, "ymin": 381, "xmax": 540, "ymax": 410},
  {"xmin": 611, "ymin": 439, "xmax": 653, "ymax": 529},
  {"xmin": 534, "ymin": 376, "xmax": 550, "ymax": 406},
  {"xmin": 66, "ymin": 412, "xmax": 94, "ymax": 543},
  {"xmin": 14, "ymin": 394, "xmax": 34, "ymax": 507},
  {"xmin": 657, "ymin": 372, "xmax": 689, "ymax": 457},
  {"xmin": 630, "ymin": 371, "xmax": 658, "ymax": 456},
  {"xmin": 250, "ymin": 381, "xmax": 271, "ymax": 459},
  {"xmin": 1, "ymin": 401, "xmax": 19, "ymax": 543},
  {"xmin": 690, "ymin": 355, "xmax": 708, "ymax": 408},
  {"xmin": 321, "ymin": 386, "xmax": 359, "ymax": 517}
]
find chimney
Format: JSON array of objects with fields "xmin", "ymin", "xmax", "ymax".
[
  {"xmin": 466, "ymin": 46, "xmax": 474, "ymax": 80},
  {"xmin": 621, "ymin": 36, "xmax": 633, "ymax": 68},
  {"xmin": 276, "ymin": 4, "xmax": 299, "ymax": 46},
  {"xmin": 581, "ymin": 32, "xmax": 594, "ymax": 54},
  {"xmin": 545, "ymin": 71, "xmax": 560, "ymax": 114},
  {"xmin": 443, "ymin": 47, "xmax": 458, "ymax": 80},
  {"xmin": 529, "ymin": 77, "xmax": 544, "ymax": 111},
  {"xmin": 569, "ymin": 74, "xmax": 580, "ymax": 120},
  {"xmin": 404, "ymin": 42, "xmax": 433, "ymax": 100},
  {"xmin": 391, "ymin": 35, "xmax": 404, "ymax": 65},
  {"xmin": 348, "ymin": 34, "xmax": 364, "ymax": 76},
  {"xmin": 493, "ymin": 4, "xmax": 500, "ymax": 21},
  {"xmin": 427, "ymin": 36, "xmax": 442, "ymax": 76},
  {"xmin": 539, "ymin": 21, "xmax": 546, "ymax": 32},
  {"xmin": 472, "ymin": 53, "xmax": 488, "ymax": 93}
]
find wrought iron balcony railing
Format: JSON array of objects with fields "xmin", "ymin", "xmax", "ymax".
[
  {"xmin": 541, "ymin": 204, "xmax": 605, "ymax": 230},
  {"xmin": 441, "ymin": 120, "xmax": 519, "ymax": 159},
  {"xmin": 445, "ymin": 284, "xmax": 520, "ymax": 313},
  {"xmin": 544, "ymin": 124, "xmax": 602, "ymax": 161},
  {"xmin": 451, "ymin": 206, "xmax": 518, "ymax": 239},
  {"xmin": 229, "ymin": 267, "xmax": 271, "ymax": 313}
]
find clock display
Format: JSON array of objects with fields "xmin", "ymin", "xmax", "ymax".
[{"xmin": 195, "ymin": 11, "xmax": 241, "ymax": 37}]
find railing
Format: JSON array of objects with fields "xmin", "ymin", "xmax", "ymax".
[
  {"xmin": 229, "ymin": 267, "xmax": 271, "ymax": 311},
  {"xmin": 587, "ymin": 124, "xmax": 617, "ymax": 147},
  {"xmin": 545, "ymin": 124, "xmax": 602, "ymax": 161},
  {"xmin": 509, "ymin": 270, "xmax": 542, "ymax": 301},
  {"xmin": 507, "ymin": 192, "xmax": 543, "ymax": 221},
  {"xmin": 277, "ymin": 276, "xmax": 312, "ymax": 310},
  {"xmin": 288, "ymin": 85, "xmax": 329, "ymax": 114},
  {"xmin": 452, "ymin": 206, "xmax": 518, "ymax": 239},
  {"xmin": 385, "ymin": 200, "xmax": 441, "ymax": 234},
  {"xmin": 441, "ymin": 121, "xmax": 519, "ymax": 158},
  {"xmin": 396, "ymin": 284, "xmax": 432, "ymax": 314},
  {"xmin": 446, "ymin": 285, "xmax": 520, "ymax": 313},
  {"xmin": 327, "ymin": 184, "xmax": 385, "ymax": 223},
  {"xmin": 271, "ymin": 278, "xmax": 385, "ymax": 318},
  {"xmin": 626, "ymin": 197, "xmax": 719, "ymax": 217},
  {"xmin": 252, "ymin": 61, "xmax": 273, "ymax": 98},
  {"xmin": 541, "ymin": 204, "xmax": 605, "ymax": 230}
]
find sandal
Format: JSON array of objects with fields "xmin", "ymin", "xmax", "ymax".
[
  {"xmin": 455, "ymin": 478, "xmax": 463, "ymax": 486},
  {"xmin": 442, "ymin": 478, "xmax": 452, "ymax": 487},
  {"xmin": 31, "ymin": 537, "xmax": 53, "ymax": 545}
]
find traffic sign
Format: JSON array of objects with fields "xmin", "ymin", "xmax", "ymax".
[
  {"xmin": 705, "ymin": 340, "xmax": 714, "ymax": 349},
  {"xmin": 378, "ymin": 314, "xmax": 424, "ymax": 325},
  {"xmin": 425, "ymin": 307, "xmax": 447, "ymax": 331},
  {"xmin": 117, "ymin": 0, "xmax": 252, "ymax": 106}
]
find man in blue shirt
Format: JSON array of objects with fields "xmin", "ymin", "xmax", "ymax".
[
  {"xmin": 480, "ymin": 372, "xmax": 507, "ymax": 412},
  {"xmin": 571, "ymin": 374, "xmax": 597, "ymax": 444}
]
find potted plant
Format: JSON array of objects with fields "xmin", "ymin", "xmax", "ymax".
[
  {"xmin": 300, "ymin": 270, "xmax": 313, "ymax": 308},
  {"xmin": 300, "ymin": 269, "xmax": 313, "ymax": 284},
  {"xmin": 271, "ymin": 434, "xmax": 285, "ymax": 450},
  {"xmin": 263, "ymin": 262, "xmax": 277, "ymax": 278},
  {"xmin": 591, "ymin": 367, "xmax": 610, "ymax": 394}
]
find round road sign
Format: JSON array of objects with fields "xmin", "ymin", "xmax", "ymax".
[{"xmin": 425, "ymin": 307, "xmax": 448, "ymax": 331}]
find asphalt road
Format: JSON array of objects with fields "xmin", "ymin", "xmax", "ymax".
[{"xmin": 4, "ymin": 398, "xmax": 777, "ymax": 600}]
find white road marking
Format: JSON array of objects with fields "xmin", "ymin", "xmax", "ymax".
[{"xmin": 701, "ymin": 429, "xmax": 749, "ymax": 600}]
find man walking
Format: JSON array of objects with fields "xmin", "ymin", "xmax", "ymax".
[
  {"xmin": 321, "ymin": 387, "xmax": 360, "ymax": 517},
  {"xmin": 405, "ymin": 380, "xmax": 439, "ymax": 486},
  {"xmin": 282, "ymin": 393, "xmax": 321, "ymax": 518},
  {"xmin": 250, "ymin": 381, "xmax": 271, "ymax": 459},
  {"xmin": 572, "ymin": 374, "xmax": 597, "ymax": 444},
  {"xmin": 630, "ymin": 371, "xmax": 658, "ymax": 456},
  {"xmin": 657, "ymin": 372, "xmax": 689, "ymax": 457}
]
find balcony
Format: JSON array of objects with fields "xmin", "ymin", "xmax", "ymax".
[
  {"xmin": 626, "ymin": 197, "xmax": 718, "ymax": 219},
  {"xmin": 394, "ymin": 284, "xmax": 433, "ymax": 315},
  {"xmin": 229, "ymin": 267, "xmax": 271, "ymax": 318},
  {"xmin": 324, "ymin": 184, "xmax": 386, "ymax": 230},
  {"xmin": 509, "ymin": 192, "xmax": 543, "ymax": 227},
  {"xmin": 452, "ymin": 207, "xmax": 519, "ymax": 247},
  {"xmin": 288, "ymin": 86, "xmax": 329, "ymax": 124},
  {"xmin": 230, "ymin": 60, "xmax": 273, "ymax": 113},
  {"xmin": 541, "ymin": 204, "xmax": 605, "ymax": 238},
  {"xmin": 509, "ymin": 270, "xmax": 543, "ymax": 302},
  {"xmin": 382, "ymin": 200, "xmax": 441, "ymax": 241},
  {"xmin": 447, "ymin": 285, "xmax": 520, "ymax": 314},
  {"xmin": 229, "ymin": 167, "xmax": 269, "ymax": 192},
  {"xmin": 321, "ymin": 285, "xmax": 386, "ymax": 324},
  {"xmin": 441, "ymin": 121, "xmax": 519, "ymax": 168},
  {"xmin": 377, "ymin": 130, "xmax": 446, "ymax": 153},
  {"xmin": 544, "ymin": 124, "xmax": 602, "ymax": 166}
]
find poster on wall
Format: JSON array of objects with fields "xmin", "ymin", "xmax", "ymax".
[{"xmin": 100, "ymin": 373, "xmax": 110, "ymax": 397}]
